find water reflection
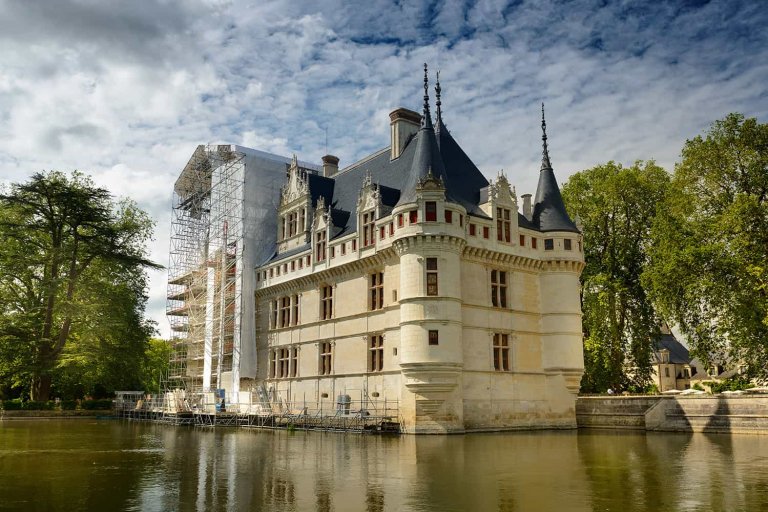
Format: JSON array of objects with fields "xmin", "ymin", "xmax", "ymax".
[{"xmin": 1, "ymin": 420, "xmax": 768, "ymax": 511}]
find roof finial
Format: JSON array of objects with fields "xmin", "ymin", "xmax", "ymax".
[
  {"xmin": 541, "ymin": 102, "xmax": 552, "ymax": 171},
  {"xmin": 422, "ymin": 63, "xmax": 432, "ymax": 129},
  {"xmin": 435, "ymin": 69, "xmax": 442, "ymax": 125}
]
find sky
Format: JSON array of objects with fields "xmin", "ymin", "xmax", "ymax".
[{"xmin": 1, "ymin": 0, "xmax": 766, "ymax": 338}]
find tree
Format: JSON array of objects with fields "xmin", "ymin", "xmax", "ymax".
[
  {"xmin": 562, "ymin": 161, "xmax": 670, "ymax": 392},
  {"xmin": 0, "ymin": 171, "xmax": 160, "ymax": 400},
  {"xmin": 644, "ymin": 113, "xmax": 768, "ymax": 379}
]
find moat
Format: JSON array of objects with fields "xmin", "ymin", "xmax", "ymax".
[{"xmin": 2, "ymin": 420, "xmax": 767, "ymax": 511}]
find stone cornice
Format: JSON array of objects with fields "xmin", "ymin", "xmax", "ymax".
[{"xmin": 256, "ymin": 247, "xmax": 397, "ymax": 297}]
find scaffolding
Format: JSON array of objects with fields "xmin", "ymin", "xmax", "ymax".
[{"xmin": 166, "ymin": 144, "xmax": 245, "ymax": 396}]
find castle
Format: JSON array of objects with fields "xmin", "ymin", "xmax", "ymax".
[{"xmin": 248, "ymin": 66, "xmax": 585, "ymax": 433}]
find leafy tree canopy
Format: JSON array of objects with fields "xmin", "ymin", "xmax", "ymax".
[
  {"xmin": 563, "ymin": 161, "xmax": 670, "ymax": 392},
  {"xmin": 0, "ymin": 171, "xmax": 161, "ymax": 400},
  {"xmin": 643, "ymin": 113, "xmax": 768, "ymax": 379}
]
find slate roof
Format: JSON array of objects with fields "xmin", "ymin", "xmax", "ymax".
[
  {"xmin": 263, "ymin": 81, "xmax": 577, "ymax": 264},
  {"xmin": 654, "ymin": 334, "xmax": 691, "ymax": 364}
]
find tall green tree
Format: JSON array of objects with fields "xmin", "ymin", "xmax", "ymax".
[
  {"xmin": 644, "ymin": 113, "xmax": 768, "ymax": 378},
  {"xmin": 0, "ymin": 171, "xmax": 160, "ymax": 400},
  {"xmin": 562, "ymin": 161, "xmax": 670, "ymax": 392}
]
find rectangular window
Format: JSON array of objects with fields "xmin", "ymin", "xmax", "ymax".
[
  {"xmin": 428, "ymin": 330, "xmax": 439, "ymax": 346},
  {"xmin": 426, "ymin": 257, "xmax": 438, "ymax": 296},
  {"xmin": 409, "ymin": 210, "xmax": 418, "ymax": 224},
  {"xmin": 519, "ymin": 234, "xmax": 525, "ymax": 247},
  {"xmin": 564, "ymin": 239, "xmax": 572, "ymax": 251},
  {"xmin": 288, "ymin": 211, "xmax": 297, "ymax": 237},
  {"xmin": 368, "ymin": 335, "xmax": 384, "ymax": 372},
  {"xmin": 341, "ymin": 243, "xmax": 346, "ymax": 255},
  {"xmin": 445, "ymin": 210, "xmax": 453, "ymax": 223},
  {"xmin": 320, "ymin": 284, "xmax": 333, "ymax": 320},
  {"xmin": 280, "ymin": 296, "xmax": 290, "ymax": 328},
  {"xmin": 544, "ymin": 238, "xmax": 554, "ymax": 251},
  {"xmin": 389, "ymin": 222, "xmax": 394, "ymax": 236},
  {"xmin": 379, "ymin": 226, "xmax": 385, "ymax": 240},
  {"xmin": 299, "ymin": 208, "xmax": 305, "ymax": 234},
  {"xmin": 363, "ymin": 211, "xmax": 375, "ymax": 247},
  {"xmin": 459, "ymin": 214, "xmax": 463, "ymax": 227},
  {"xmin": 369, "ymin": 271, "xmax": 384, "ymax": 310},
  {"xmin": 532, "ymin": 237, "xmax": 538, "ymax": 249},
  {"xmin": 330, "ymin": 246, "xmax": 335, "ymax": 258},
  {"xmin": 398, "ymin": 214, "xmax": 404, "ymax": 227},
  {"xmin": 425, "ymin": 201, "xmax": 437, "ymax": 222},
  {"xmin": 291, "ymin": 260, "xmax": 295, "ymax": 271},
  {"xmin": 269, "ymin": 350, "xmax": 277, "ymax": 378},
  {"xmin": 483, "ymin": 226, "xmax": 490, "ymax": 239},
  {"xmin": 496, "ymin": 208, "xmax": 511, "ymax": 243},
  {"xmin": 665, "ymin": 367, "xmax": 670, "ymax": 378},
  {"xmin": 578, "ymin": 241, "xmax": 582, "ymax": 252},
  {"xmin": 319, "ymin": 342, "xmax": 332, "ymax": 375},
  {"xmin": 352, "ymin": 239, "xmax": 357, "ymax": 251},
  {"xmin": 270, "ymin": 299, "xmax": 278, "ymax": 329},
  {"xmin": 299, "ymin": 258, "xmax": 304, "ymax": 269},
  {"xmin": 491, "ymin": 270, "xmax": 508, "ymax": 308},
  {"xmin": 469, "ymin": 224, "xmax": 476, "ymax": 236},
  {"xmin": 290, "ymin": 347, "xmax": 298, "ymax": 378},
  {"xmin": 493, "ymin": 333, "xmax": 510, "ymax": 371},
  {"xmin": 279, "ymin": 348, "xmax": 290, "ymax": 378},
  {"xmin": 315, "ymin": 231, "xmax": 327, "ymax": 261},
  {"xmin": 291, "ymin": 294, "xmax": 299, "ymax": 325}
]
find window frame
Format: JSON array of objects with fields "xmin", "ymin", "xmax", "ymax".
[
  {"xmin": 426, "ymin": 257, "xmax": 438, "ymax": 296},
  {"xmin": 368, "ymin": 334, "xmax": 384, "ymax": 372},
  {"xmin": 490, "ymin": 270, "xmax": 508, "ymax": 308},
  {"xmin": 493, "ymin": 333, "xmax": 510, "ymax": 371},
  {"xmin": 320, "ymin": 284, "xmax": 333, "ymax": 320},
  {"xmin": 369, "ymin": 271, "xmax": 384, "ymax": 310},
  {"xmin": 319, "ymin": 342, "xmax": 333, "ymax": 376}
]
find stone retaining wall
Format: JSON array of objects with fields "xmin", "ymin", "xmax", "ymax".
[{"xmin": 576, "ymin": 395, "xmax": 768, "ymax": 434}]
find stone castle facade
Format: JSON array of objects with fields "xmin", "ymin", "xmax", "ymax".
[{"xmin": 252, "ymin": 68, "xmax": 584, "ymax": 433}]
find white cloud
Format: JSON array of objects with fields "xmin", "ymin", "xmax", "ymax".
[{"xmin": 1, "ymin": 0, "xmax": 766, "ymax": 337}]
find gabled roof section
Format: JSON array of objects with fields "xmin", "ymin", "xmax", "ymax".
[
  {"xmin": 655, "ymin": 334, "xmax": 691, "ymax": 364},
  {"xmin": 532, "ymin": 104, "xmax": 580, "ymax": 233},
  {"xmin": 396, "ymin": 64, "xmax": 451, "ymax": 207}
]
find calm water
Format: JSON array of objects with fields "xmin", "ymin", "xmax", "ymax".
[{"xmin": 1, "ymin": 420, "xmax": 768, "ymax": 511}]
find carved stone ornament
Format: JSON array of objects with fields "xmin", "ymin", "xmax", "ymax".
[
  {"xmin": 280, "ymin": 154, "xmax": 309, "ymax": 206},
  {"xmin": 416, "ymin": 167, "xmax": 445, "ymax": 191},
  {"xmin": 357, "ymin": 170, "xmax": 381, "ymax": 212}
]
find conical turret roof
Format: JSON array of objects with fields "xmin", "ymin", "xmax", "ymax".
[
  {"xmin": 396, "ymin": 64, "xmax": 451, "ymax": 206},
  {"xmin": 532, "ymin": 104, "xmax": 580, "ymax": 233}
]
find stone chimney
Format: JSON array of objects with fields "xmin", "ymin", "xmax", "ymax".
[
  {"xmin": 389, "ymin": 107, "xmax": 421, "ymax": 160},
  {"xmin": 322, "ymin": 154, "xmax": 339, "ymax": 177},
  {"xmin": 521, "ymin": 193, "xmax": 532, "ymax": 221}
]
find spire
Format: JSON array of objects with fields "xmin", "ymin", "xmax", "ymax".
[
  {"xmin": 532, "ymin": 104, "xmax": 579, "ymax": 233},
  {"xmin": 421, "ymin": 63, "xmax": 433, "ymax": 130},
  {"xmin": 435, "ymin": 70, "xmax": 442, "ymax": 127},
  {"xmin": 541, "ymin": 102, "xmax": 552, "ymax": 171}
]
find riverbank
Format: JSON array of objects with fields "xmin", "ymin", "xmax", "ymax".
[
  {"xmin": 1, "ymin": 410, "xmax": 111, "ymax": 420},
  {"xmin": 576, "ymin": 395, "xmax": 768, "ymax": 434}
]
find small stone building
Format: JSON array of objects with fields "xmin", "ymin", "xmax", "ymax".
[{"xmin": 253, "ymin": 68, "xmax": 585, "ymax": 433}]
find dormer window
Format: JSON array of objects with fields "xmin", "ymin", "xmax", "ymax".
[
  {"xmin": 315, "ymin": 231, "xmax": 326, "ymax": 262},
  {"xmin": 362, "ymin": 211, "xmax": 375, "ymax": 247},
  {"xmin": 425, "ymin": 201, "xmax": 437, "ymax": 222},
  {"xmin": 496, "ymin": 207, "xmax": 511, "ymax": 243}
]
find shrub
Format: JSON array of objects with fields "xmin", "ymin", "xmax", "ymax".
[
  {"xmin": 710, "ymin": 376, "xmax": 754, "ymax": 394},
  {"xmin": 24, "ymin": 401, "xmax": 55, "ymax": 410},
  {"xmin": 2, "ymin": 400, "xmax": 23, "ymax": 411},
  {"xmin": 692, "ymin": 382, "xmax": 704, "ymax": 391},
  {"xmin": 60, "ymin": 400, "xmax": 78, "ymax": 410},
  {"xmin": 81, "ymin": 399, "xmax": 113, "ymax": 410}
]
